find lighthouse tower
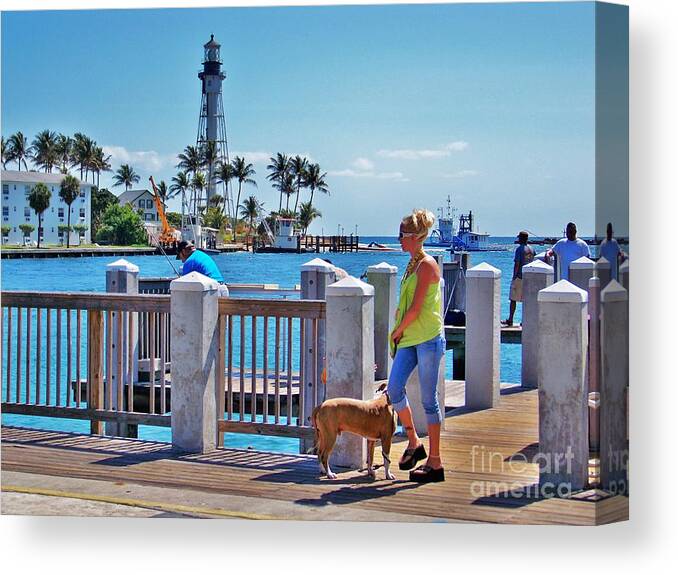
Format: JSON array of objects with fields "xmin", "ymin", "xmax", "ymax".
[{"xmin": 197, "ymin": 34, "xmax": 232, "ymax": 211}]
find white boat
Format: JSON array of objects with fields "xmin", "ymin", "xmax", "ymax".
[
  {"xmin": 454, "ymin": 210, "xmax": 491, "ymax": 251},
  {"xmin": 424, "ymin": 195, "xmax": 456, "ymax": 248}
]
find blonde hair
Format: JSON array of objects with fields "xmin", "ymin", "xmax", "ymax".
[{"xmin": 401, "ymin": 208, "xmax": 436, "ymax": 240}]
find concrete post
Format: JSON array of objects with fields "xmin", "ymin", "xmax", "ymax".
[
  {"xmin": 170, "ymin": 271, "xmax": 219, "ymax": 453},
  {"xmin": 300, "ymin": 258, "xmax": 335, "ymax": 453},
  {"xmin": 521, "ymin": 260, "xmax": 554, "ymax": 389},
  {"xmin": 465, "ymin": 263, "xmax": 501, "ymax": 409},
  {"xmin": 325, "ymin": 276, "xmax": 375, "ymax": 469},
  {"xmin": 537, "ymin": 280, "xmax": 589, "ymax": 492},
  {"xmin": 569, "ymin": 256, "xmax": 595, "ymax": 292},
  {"xmin": 105, "ymin": 258, "xmax": 139, "ymax": 437},
  {"xmin": 600, "ymin": 280, "xmax": 629, "ymax": 493},
  {"xmin": 619, "ymin": 259, "xmax": 629, "ymax": 293},
  {"xmin": 595, "ymin": 256, "xmax": 612, "ymax": 289},
  {"xmin": 365, "ymin": 262, "xmax": 398, "ymax": 381}
]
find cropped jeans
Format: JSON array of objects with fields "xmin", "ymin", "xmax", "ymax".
[{"xmin": 387, "ymin": 334, "xmax": 445, "ymax": 425}]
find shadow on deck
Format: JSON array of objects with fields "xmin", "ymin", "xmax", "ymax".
[{"xmin": 0, "ymin": 388, "xmax": 628, "ymax": 525}]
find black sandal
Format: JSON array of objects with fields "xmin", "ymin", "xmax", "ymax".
[
  {"xmin": 410, "ymin": 464, "xmax": 445, "ymax": 483},
  {"xmin": 398, "ymin": 444, "xmax": 427, "ymax": 470}
]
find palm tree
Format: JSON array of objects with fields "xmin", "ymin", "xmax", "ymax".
[
  {"xmin": 28, "ymin": 183, "xmax": 52, "ymax": 248},
  {"xmin": 59, "ymin": 175, "xmax": 80, "ymax": 248},
  {"xmin": 231, "ymin": 156, "xmax": 257, "ymax": 241},
  {"xmin": 274, "ymin": 171, "xmax": 295, "ymax": 213},
  {"xmin": 31, "ymin": 130, "xmax": 59, "ymax": 173},
  {"xmin": 298, "ymin": 201, "xmax": 322, "ymax": 235},
  {"xmin": 155, "ymin": 180, "xmax": 170, "ymax": 211},
  {"xmin": 72, "ymin": 133, "xmax": 96, "ymax": 180},
  {"xmin": 112, "ymin": 164, "xmax": 140, "ymax": 191},
  {"xmin": 266, "ymin": 153, "xmax": 291, "ymax": 212},
  {"xmin": 8, "ymin": 132, "xmax": 29, "ymax": 171},
  {"xmin": 1, "ymin": 136, "xmax": 9, "ymax": 169},
  {"xmin": 92, "ymin": 146, "xmax": 112, "ymax": 187},
  {"xmin": 215, "ymin": 160, "xmax": 235, "ymax": 227},
  {"xmin": 192, "ymin": 171, "xmax": 207, "ymax": 216},
  {"xmin": 200, "ymin": 140, "xmax": 218, "ymax": 201},
  {"xmin": 290, "ymin": 155, "xmax": 308, "ymax": 215},
  {"xmin": 170, "ymin": 171, "xmax": 191, "ymax": 229},
  {"xmin": 55, "ymin": 134, "xmax": 73, "ymax": 174},
  {"xmin": 304, "ymin": 163, "xmax": 330, "ymax": 207},
  {"xmin": 177, "ymin": 145, "xmax": 202, "ymax": 177},
  {"xmin": 239, "ymin": 195, "xmax": 263, "ymax": 240}
]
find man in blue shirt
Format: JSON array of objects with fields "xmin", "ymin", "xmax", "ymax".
[
  {"xmin": 502, "ymin": 230, "xmax": 535, "ymax": 327},
  {"xmin": 546, "ymin": 222, "xmax": 590, "ymax": 281},
  {"xmin": 176, "ymin": 240, "xmax": 224, "ymax": 283}
]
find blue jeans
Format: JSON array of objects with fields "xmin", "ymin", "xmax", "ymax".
[{"xmin": 387, "ymin": 335, "xmax": 445, "ymax": 425}]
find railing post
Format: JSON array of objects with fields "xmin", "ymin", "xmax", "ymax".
[
  {"xmin": 465, "ymin": 263, "xmax": 501, "ymax": 409},
  {"xmin": 537, "ymin": 280, "xmax": 589, "ymax": 493},
  {"xmin": 595, "ymin": 256, "xmax": 612, "ymax": 289},
  {"xmin": 87, "ymin": 310, "xmax": 104, "ymax": 435},
  {"xmin": 170, "ymin": 271, "xmax": 219, "ymax": 453},
  {"xmin": 600, "ymin": 280, "xmax": 628, "ymax": 494},
  {"xmin": 325, "ymin": 276, "xmax": 374, "ymax": 469},
  {"xmin": 300, "ymin": 258, "xmax": 335, "ymax": 454},
  {"xmin": 521, "ymin": 260, "xmax": 554, "ymax": 389},
  {"xmin": 569, "ymin": 256, "xmax": 594, "ymax": 292},
  {"xmin": 365, "ymin": 262, "xmax": 398, "ymax": 382},
  {"xmin": 619, "ymin": 259, "xmax": 629, "ymax": 293},
  {"xmin": 105, "ymin": 258, "xmax": 139, "ymax": 438}
]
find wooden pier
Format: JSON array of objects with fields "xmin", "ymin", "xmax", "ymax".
[{"xmin": 0, "ymin": 384, "xmax": 628, "ymax": 524}]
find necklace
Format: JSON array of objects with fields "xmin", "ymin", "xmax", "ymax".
[{"xmin": 404, "ymin": 249, "xmax": 426, "ymax": 280}]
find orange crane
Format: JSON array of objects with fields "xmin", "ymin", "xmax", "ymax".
[{"xmin": 149, "ymin": 176, "xmax": 179, "ymax": 244}]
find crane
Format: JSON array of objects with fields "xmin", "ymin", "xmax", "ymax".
[{"xmin": 149, "ymin": 176, "xmax": 180, "ymax": 245}]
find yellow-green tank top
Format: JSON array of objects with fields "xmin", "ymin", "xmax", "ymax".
[{"xmin": 390, "ymin": 266, "xmax": 443, "ymax": 356}]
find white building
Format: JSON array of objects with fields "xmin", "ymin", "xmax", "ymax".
[
  {"xmin": 117, "ymin": 189, "xmax": 160, "ymax": 235},
  {"xmin": 1, "ymin": 170, "xmax": 93, "ymax": 246}
]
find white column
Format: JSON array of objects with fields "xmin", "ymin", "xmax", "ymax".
[
  {"xmin": 170, "ymin": 271, "xmax": 219, "ymax": 453},
  {"xmin": 300, "ymin": 258, "xmax": 335, "ymax": 452},
  {"xmin": 619, "ymin": 259, "xmax": 629, "ymax": 293},
  {"xmin": 465, "ymin": 263, "xmax": 501, "ymax": 409},
  {"xmin": 521, "ymin": 260, "xmax": 554, "ymax": 389},
  {"xmin": 537, "ymin": 280, "xmax": 589, "ymax": 492},
  {"xmin": 600, "ymin": 280, "xmax": 629, "ymax": 493},
  {"xmin": 569, "ymin": 256, "xmax": 595, "ymax": 292},
  {"xmin": 595, "ymin": 256, "xmax": 612, "ymax": 289},
  {"xmin": 105, "ymin": 258, "xmax": 139, "ymax": 437},
  {"xmin": 365, "ymin": 262, "xmax": 398, "ymax": 381},
  {"xmin": 325, "ymin": 276, "xmax": 375, "ymax": 469}
]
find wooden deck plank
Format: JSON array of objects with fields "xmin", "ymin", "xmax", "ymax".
[{"xmin": 0, "ymin": 389, "xmax": 628, "ymax": 524}]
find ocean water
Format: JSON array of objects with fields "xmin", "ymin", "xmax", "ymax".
[{"xmin": 1, "ymin": 236, "xmax": 526, "ymax": 452}]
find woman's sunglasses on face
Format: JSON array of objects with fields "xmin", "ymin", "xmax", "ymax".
[{"xmin": 399, "ymin": 231, "xmax": 419, "ymax": 240}]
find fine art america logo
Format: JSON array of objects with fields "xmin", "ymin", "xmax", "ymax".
[{"xmin": 468, "ymin": 445, "xmax": 629, "ymax": 499}]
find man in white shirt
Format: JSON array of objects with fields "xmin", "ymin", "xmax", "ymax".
[{"xmin": 546, "ymin": 222, "xmax": 590, "ymax": 281}]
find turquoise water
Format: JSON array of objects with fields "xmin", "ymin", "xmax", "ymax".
[{"xmin": 1, "ymin": 236, "xmax": 523, "ymax": 452}]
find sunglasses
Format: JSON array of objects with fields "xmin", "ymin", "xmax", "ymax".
[{"xmin": 398, "ymin": 232, "xmax": 419, "ymax": 239}]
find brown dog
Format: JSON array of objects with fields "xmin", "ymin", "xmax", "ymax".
[{"xmin": 311, "ymin": 384, "xmax": 397, "ymax": 480}]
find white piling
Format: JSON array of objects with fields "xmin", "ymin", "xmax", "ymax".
[
  {"xmin": 619, "ymin": 259, "xmax": 629, "ymax": 293},
  {"xmin": 595, "ymin": 256, "xmax": 612, "ymax": 289},
  {"xmin": 300, "ymin": 258, "xmax": 335, "ymax": 452},
  {"xmin": 170, "ymin": 272, "xmax": 219, "ymax": 453},
  {"xmin": 365, "ymin": 262, "xmax": 398, "ymax": 381},
  {"xmin": 465, "ymin": 263, "xmax": 501, "ymax": 409},
  {"xmin": 537, "ymin": 280, "xmax": 589, "ymax": 492},
  {"xmin": 569, "ymin": 256, "xmax": 595, "ymax": 292},
  {"xmin": 325, "ymin": 276, "xmax": 375, "ymax": 469},
  {"xmin": 600, "ymin": 280, "xmax": 629, "ymax": 493},
  {"xmin": 105, "ymin": 259, "xmax": 139, "ymax": 437},
  {"xmin": 521, "ymin": 260, "xmax": 554, "ymax": 389}
]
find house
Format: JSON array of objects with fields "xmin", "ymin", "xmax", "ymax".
[
  {"xmin": 117, "ymin": 189, "xmax": 160, "ymax": 233},
  {"xmin": 1, "ymin": 170, "xmax": 93, "ymax": 246}
]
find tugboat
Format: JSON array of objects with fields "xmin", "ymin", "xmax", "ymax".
[
  {"xmin": 453, "ymin": 210, "xmax": 490, "ymax": 251},
  {"xmin": 253, "ymin": 216, "xmax": 305, "ymax": 253}
]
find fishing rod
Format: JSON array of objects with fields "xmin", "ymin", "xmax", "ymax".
[{"xmin": 150, "ymin": 232, "xmax": 181, "ymax": 277}]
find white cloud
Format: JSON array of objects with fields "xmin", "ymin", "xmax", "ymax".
[
  {"xmin": 103, "ymin": 145, "xmax": 177, "ymax": 173},
  {"xmin": 231, "ymin": 151, "xmax": 273, "ymax": 164},
  {"xmin": 328, "ymin": 168, "xmax": 408, "ymax": 182},
  {"xmin": 442, "ymin": 169, "xmax": 479, "ymax": 179},
  {"xmin": 352, "ymin": 157, "xmax": 374, "ymax": 171},
  {"xmin": 377, "ymin": 141, "xmax": 469, "ymax": 160}
]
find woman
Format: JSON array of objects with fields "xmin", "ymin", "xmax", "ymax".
[{"xmin": 388, "ymin": 209, "xmax": 446, "ymax": 483}]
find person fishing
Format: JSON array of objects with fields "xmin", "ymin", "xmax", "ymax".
[{"xmin": 176, "ymin": 240, "xmax": 225, "ymax": 283}]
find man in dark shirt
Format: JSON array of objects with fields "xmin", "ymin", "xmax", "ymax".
[{"xmin": 502, "ymin": 231, "xmax": 535, "ymax": 327}]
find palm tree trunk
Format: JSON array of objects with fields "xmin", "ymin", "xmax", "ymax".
[
  {"xmin": 233, "ymin": 183, "xmax": 242, "ymax": 242},
  {"xmin": 37, "ymin": 214, "xmax": 42, "ymax": 249},
  {"xmin": 293, "ymin": 183, "xmax": 301, "ymax": 215},
  {"xmin": 66, "ymin": 207, "xmax": 71, "ymax": 248}
]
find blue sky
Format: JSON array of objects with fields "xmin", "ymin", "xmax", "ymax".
[{"xmin": 1, "ymin": 2, "xmax": 596, "ymax": 236}]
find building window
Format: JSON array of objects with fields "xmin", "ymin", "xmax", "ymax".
[
  {"xmin": 80, "ymin": 189, "xmax": 85, "ymax": 198},
  {"xmin": 58, "ymin": 208, "xmax": 64, "ymax": 218},
  {"xmin": 24, "ymin": 207, "xmax": 31, "ymax": 217},
  {"xmin": 2, "ymin": 184, "xmax": 8, "ymax": 194},
  {"xmin": 79, "ymin": 208, "xmax": 86, "ymax": 219},
  {"xmin": 139, "ymin": 200, "xmax": 144, "ymax": 208},
  {"xmin": 24, "ymin": 185, "xmax": 31, "ymax": 196},
  {"xmin": 2, "ymin": 207, "xmax": 8, "ymax": 217},
  {"xmin": 146, "ymin": 199, "xmax": 154, "ymax": 209}
]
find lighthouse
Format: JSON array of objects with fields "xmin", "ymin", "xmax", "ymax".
[{"xmin": 197, "ymin": 34, "xmax": 231, "ymax": 211}]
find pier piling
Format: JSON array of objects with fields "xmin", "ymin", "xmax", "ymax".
[
  {"xmin": 366, "ymin": 262, "xmax": 398, "ymax": 382},
  {"xmin": 569, "ymin": 256, "xmax": 595, "ymax": 292}
]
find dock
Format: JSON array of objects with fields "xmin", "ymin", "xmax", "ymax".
[
  {"xmin": 1, "ymin": 246, "xmax": 157, "ymax": 259},
  {"xmin": 0, "ymin": 383, "xmax": 628, "ymax": 523}
]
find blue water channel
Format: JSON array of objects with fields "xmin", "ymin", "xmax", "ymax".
[{"xmin": 1, "ymin": 236, "xmax": 525, "ymax": 452}]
